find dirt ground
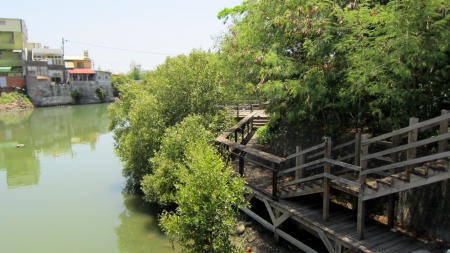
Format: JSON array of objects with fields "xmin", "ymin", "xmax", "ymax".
[
  {"xmin": 0, "ymin": 96, "xmax": 34, "ymax": 112},
  {"xmin": 232, "ymin": 219, "xmax": 303, "ymax": 253}
]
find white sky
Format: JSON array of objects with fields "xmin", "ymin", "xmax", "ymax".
[{"xmin": 2, "ymin": 0, "xmax": 242, "ymax": 73}]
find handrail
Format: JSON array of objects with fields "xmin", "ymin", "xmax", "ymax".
[
  {"xmin": 362, "ymin": 113, "xmax": 450, "ymax": 145},
  {"xmin": 362, "ymin": 132, "xmax": 450, "ymax": 161},
  {"xmin": 217, "ymin": 137, "xmax": 285, "ymax": 164},
  {"xmin": 282, "ymin": 158, "xmax": 326, "ymax": 174},
  {"xmin": 360, "ymin": 151, "xmax": 450, "ymax": 176},
  {"xmin": 219, "ymin": 112, "xmax": 256, "ymax": 140},
  {"xmin": 285, "ymin": 142, "xmax": 326, "ymax": 160},
  {"xmin": 324, "ymin": 158, "xmax": 362, "ymax": 172}
]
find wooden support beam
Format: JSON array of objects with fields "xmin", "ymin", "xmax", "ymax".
[
  {"xmin": 274, "ymin": 212, "xmax": 292, "ymax": 228},
  {"xmin": 245, "ymin": 193, "xmax": 255, "ymax": 203},
  {"xmin": 323, "ymin": 137, "xmax": 331, "ymax": 222},
  {"xmin": 335, "ymin": 240, "xmax": 342, "ymax": 253},
  {"xmin": 356, "ymin": 196, "xmax": 365, "ymax": 240},
  {"xmin": 274, "ymin": 209, "xmax": 282, "ymax": 245},
  {"xmin": 387, "ymin": 194, "xmax": 396, "ymax": 228},
  {"xmin": 357, "ymin": 134, "xmax": 369, "ymax": 239},
  {"xmin": 240, "ymin": 206, "xmax": 318, "ymax": 253},
  {"xmin": 263, "ymin": 198, "xmax": 276, "ymax": 225},
  {"xmin": 439, "ymin": 110, "xmax": 449, "ymax": 153},
  {"xmin": 316, "ymin": 229, "xmax": 336, "ymax": 253}
]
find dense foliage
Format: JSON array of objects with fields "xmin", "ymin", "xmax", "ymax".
[
  {"xmin": 108, "ymin": 50, "xmax": 243, "ymax": 252},
  {"xmin": 108, "ymin": 49, "xmax": 235, "ymax": 190},
  {"xmin": 218, "ymin": 0, "xmax": 450, "ymax": 134},
  {"xmin": 110, "ymin": 74, "xmax": 132, "ymax": 98},
  {"xmin": 159, "ymin": 139, "xmax": 245, "ymax": 253}
]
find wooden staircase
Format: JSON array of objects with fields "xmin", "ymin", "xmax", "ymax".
[
  {"xmin": 360, "ymin": 158, "xmax": 450, "ymax": 200},
  {"xmin": 252, "ymin": 115, "xmax": 269, "ymax": 129},
  {"xmin": 277, "ymin": 179, "xmax": 324, "ymax": 198}
]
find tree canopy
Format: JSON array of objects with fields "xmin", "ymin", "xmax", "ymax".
[{"xmin": 218, "ymin": 0, "xmax": 450, "ymax": 134}]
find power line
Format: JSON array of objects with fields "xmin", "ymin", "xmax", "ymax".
[{"xmin": 65, "ymin": 40, "xmax": 177, "ymax": 56}]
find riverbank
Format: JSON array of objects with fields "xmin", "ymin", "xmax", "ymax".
[{"xmin": 0, "ymin": 92, "xmax": 34, "ymax": 112}]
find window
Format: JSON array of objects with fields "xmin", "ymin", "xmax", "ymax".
[{"xmin": 0, "ymin": 21, "xmax": 5, "ymax": 25}]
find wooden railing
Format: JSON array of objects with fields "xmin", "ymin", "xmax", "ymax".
[{"xmin": 217, "ymin": 109, "xmax": 450, "ymax": 239}]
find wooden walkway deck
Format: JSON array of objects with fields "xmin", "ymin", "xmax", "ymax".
[{"xmin": 244, "ymin": 185, "xmax": 441, "ymax": 253}]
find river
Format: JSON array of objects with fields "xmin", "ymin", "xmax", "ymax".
[{"xmin": 0, "ymin": 104, "xmax": 175, "ymax": 253}]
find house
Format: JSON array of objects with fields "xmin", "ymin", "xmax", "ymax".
[
  {"xmin": 0, "ymin": 18, "xmax": 28, "ymax": 88},
  {"xmin": 26, "ymin": 43, "xmax": 64, "ymax": 84}
]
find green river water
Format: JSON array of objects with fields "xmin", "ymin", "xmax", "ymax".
[{"xmin": 0, "ymin": 104, "xmax": 175, "ymax": 253}]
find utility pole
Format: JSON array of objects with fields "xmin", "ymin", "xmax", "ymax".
[{"xmin": 61, "ymin": 37, "xmax": 66, "ymax": 83}]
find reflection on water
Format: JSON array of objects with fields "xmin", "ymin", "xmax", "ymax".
[
  {"xmin": 0, "ymin": 104, "xmax": 109, "ymax": 187},
  {"xmin": 0, "ymin": 104, "xmax": 175, "ymax": 253},
  {"xmin": 116, "ymin": 194, "xmax": 177, "ymax": 253}
]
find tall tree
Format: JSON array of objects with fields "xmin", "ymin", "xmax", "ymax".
[
  {"xmin": 218, "ymin": 0, "xmax": 450, "ymax": 134},
  {"xmin": 159, "ymin": 139, "xmax": 245, "ymax": 253}
]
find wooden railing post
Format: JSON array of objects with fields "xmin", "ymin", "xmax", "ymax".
[
  {"xmin": 439, "ymin": 110, "xmax": 449, "ymax": 153},
  {"xmin": 272, "ymin": 163, "xmax": 279, "ymax": 200},
  {"xmin": 387, "ymin": 135, "xmax": 400, "ymax": 228},
  {"xmin": 357, "ymin": 134, "xmax": 369, "ymax": 239},
  {"xmin": 323, "ymin": 137, "xmax": 332, "ymax": 222},
  {"xmin": 239, "ymin": 153, "xmax": 245, "ymax": 176},
  {"xmin": 295, "ymin": 146, "xmax": 305, "ymax": 180},
  {"xmin": 352, "ymin": 133, "xmax": 361, "ymax": 214},
  {"xmin": 236, "ymin": 103, "xmax": 239, "ymax": 119},
  {"xmin": 406, "ymin": 117, "xmax": 419, "ymax": 181}
]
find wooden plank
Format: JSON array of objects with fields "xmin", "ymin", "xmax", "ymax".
[
  {"xmin": 336, "ymin": 154, "xmax": 355, "ymax": 162},
  {"xmin": 381, "ymin": 237, "xmax": 415, "ymax": 252},
  {"xmin": 370, "ymin": 234, "xmax": 411, "ymax": 252},
  {"xmin": 361, "ymin": 133, "xmax": 450, "ymax": 161},
  {"xmin": 276, "ymin": 229, "xmax": 319, "ymax": 253},
  {"xmin": 280, "ymin": 173, "xmax": 325, "ymax": 187},
  {"xmin": 362, "ymin": 113, "xmax": 450, "ymax": 145},
  {"xmin": 217, "ymin": 136, "xmax": 285, "ymax": 163},
  {"xmin": 372, "ymin": 155, "xmax": 392, "ymax": 162},
  {"xmin": 359, "ymin": 151, "xmax": 450, "ymax": 176},
  {"xmin": 265, "ymin": 191, "xmax": 277, "ymax": 218},
  {"xmin": 274, "ymin": 211, "xmax": 292, "ymax": 228},
  {"xmin": 286, "ymin": 142, "xmax": 326, "ymax": 160},
  {"xmin": 333, "ymin": 139, "xmax": 356, "ymax": 151},
  {"xmin": 282, "ymin": 158, "xmax": 326, "ymax": 174},
  {"xmin": 361, "ymin": 230, "xmax": 401, "ymax": 249},
  {"xmin": 375, "ymin": 140, "xmax": 393, "ymax": 146},
  {"xmin": 362, "ymin": 171, "xmax": 450, "ymax": 200},
  {"xmin": 316, "ymin": 229, "xmax": 336, "ymax": 253},
  {"xmin": 326, "ymin": 173, "xmax": 362, "ymax": 188},
  {"xmin": 325, "ymin": 159, "xmax": 362, "ymax": 172},
  {"xmin": 240, "ymin": 207, "xmax": 274, "ymax": 231}
]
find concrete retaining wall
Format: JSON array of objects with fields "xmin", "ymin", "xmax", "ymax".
[{"xmin": 26, "ymin": 76, "xmax": 114, "ymax": 107}]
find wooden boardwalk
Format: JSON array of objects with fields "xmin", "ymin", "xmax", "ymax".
[
  {"xmin": 216, "ymin": 110, "xmax": 450, "ymax": 253},
  {"xmin": 244, "ymin": 185, "xmax": 441, "ymax": 253}
]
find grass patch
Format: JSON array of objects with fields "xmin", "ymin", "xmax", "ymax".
[{"xmin": 0, "ymin": 92, "xmax": 32, "ymax": 105}]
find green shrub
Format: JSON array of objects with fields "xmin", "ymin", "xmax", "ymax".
[
  {"xmin": 70, "ymin": 90, "xmax": 81, "ymax": 101},
  {"xmin": 256, "ymin": 125, "xmax": 277, "ymax": 144},
  {"xmin": 95, "ymin": 87, "xmax": 106, "ymax": 102}
]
